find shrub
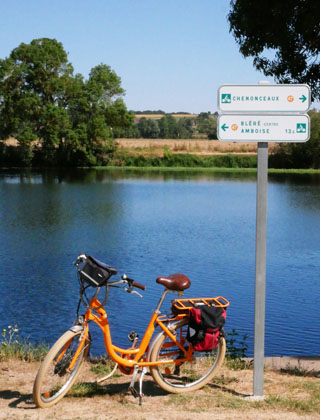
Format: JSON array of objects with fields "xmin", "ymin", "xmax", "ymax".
[{"xmin": 110, "ymin": 153, "xmax": 257, "ymax": 169}]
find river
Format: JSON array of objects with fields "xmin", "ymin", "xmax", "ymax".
[{"xmin": 0, "ymin": 168, "xmax": 319, "ymax": 357}]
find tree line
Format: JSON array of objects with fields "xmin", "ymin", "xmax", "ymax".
[{"xmin": 126, "ymin": 112, "xmax": 218, "ymax": 140}]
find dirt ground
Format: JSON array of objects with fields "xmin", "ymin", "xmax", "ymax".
[{"xmin": 1, "ymin": 357, "xmax": 320, "ymax": 420}]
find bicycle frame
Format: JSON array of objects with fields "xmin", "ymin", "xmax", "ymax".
[{"xmin": 68, "ymin": 288, "xmax": 192, "ymax": 374}]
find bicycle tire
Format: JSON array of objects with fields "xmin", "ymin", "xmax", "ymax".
[
  {"xmin": 33, "ymin": 329, "xmax": 90, "ymax": 408},
  {"xmin": 150, "ymin": 318, "xmax": 226, "ymax": 393}
]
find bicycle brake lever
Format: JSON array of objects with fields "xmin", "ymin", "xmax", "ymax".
[
  {"xmin": 125, "ymin": 288, "xmax": 143, "ymax": 298},
  {"xmin": 131, "ymin": 290, "xmax": 143, "ymax": 298}
]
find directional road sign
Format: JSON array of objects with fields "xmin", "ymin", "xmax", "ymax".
[
  {"xmin": 218, "ymin": 84, "xmax": 311, "ymax": 113},
  {"xmin": 218, "ymin": 114, "xmax": 310, "ymax": 142}
]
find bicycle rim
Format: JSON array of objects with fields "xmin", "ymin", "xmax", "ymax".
[
  {"xmin": 33, "ymin": 329, "xmax": 89, "ymax": 408},
  {"xmin": 150, "ymin": 319, "xmax": 226, "ymax": 393}
]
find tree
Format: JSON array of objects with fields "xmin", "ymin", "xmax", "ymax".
[
  {"xmin": 158, "ymin": 114, "xmax": 191, "ymax": 139},
  {"xmin": 137, "ymin": 117, "xmax": 160, "ymax": 138},
  {"xmin": 196, "ymin": 113, "xmax": 217, "ymax": 139},
  {"xmin": 0, "ymin": 38, "xmax": 133, "ymax": 166},
  {"xmin": 177, "ymin": 117, "xmax": 194, "ymax": 138},
  {"xmin": 270, "ymin": 110, "xmax": 320, "ymax": 168},
  {"xmin": 0, "ymin": 38, "xmax": 73, "ymax": 164},
  {"xmin": 62, "ymin": 64, "xmax": 133, "ymax": 164},
  {"xmin": 228, "ymin": 0, "xmax": 320, "ymax": 100}
]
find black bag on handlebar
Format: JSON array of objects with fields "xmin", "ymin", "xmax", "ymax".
[{"xmin": 79, "ymin": 256, "xmax": 117, "ymax": 287}]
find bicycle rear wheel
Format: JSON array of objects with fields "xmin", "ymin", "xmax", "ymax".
[
  {"xmin": 150, "ymin": 318, "xmax": 226, "ymax": 393},
  {"xmin": 33, "ymin": 329, "xmax": 90, "ymax": 408}
]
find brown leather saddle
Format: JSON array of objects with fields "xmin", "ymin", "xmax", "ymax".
[{"xmin": 156, "ymin": 273, "xmax": 191, "ymax": 291}]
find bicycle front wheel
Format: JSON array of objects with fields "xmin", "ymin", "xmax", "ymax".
[
  {"xmin": 33, "ymin": 329, "xmax": 90, "ymax": 408},
  {"xmin": 150, "ymin": 318, "xmax": 226, "ymax": 393}
]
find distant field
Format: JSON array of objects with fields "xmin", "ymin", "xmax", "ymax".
[
  {"xmin": 4, "ymin": 137, "xmax": 278, "ymax": 157},
  {"xmin": 117, "ymin": 138, "xmax": 278, "ymax": 156}
]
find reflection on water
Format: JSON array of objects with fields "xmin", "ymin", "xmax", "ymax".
[
  {"xmin": 0, "ymin": 167, "xmax": 259, "ymax": 184},
  {"xmin": 0, "ymin": 168, "xmax": 319, "ymax": 357}
]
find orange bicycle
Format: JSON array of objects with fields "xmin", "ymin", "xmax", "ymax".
[{"xmin": 33, "ymin": 254, "xmax": 229, "ymax": 408}]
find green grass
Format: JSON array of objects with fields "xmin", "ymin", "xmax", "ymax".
[
  {"xmin": 0, "ymin": 326, "xmax": 49, "ymax": 362},
  {"xmin": 213, "ymin": 374, "xmax": 239, "ymax": 385},
  {"xmin": 90, "ymin": 362, "xmax": 120, "ymax": 378},
  {"xmin": 0, "ymin": 340, "xmax": 49, "ymax": 362},
  {"xmin": 265, "ymin": 391, "xmax": 320, "ymax": 414},
  {"xmin": 268, "ymin": 168, "xmax": 320, "ymax": 174},
  {"xmin": 225, "ymin": 356, "xmax": 253, "ymax": 371},
  {"xmin": 67, "ymin": 382, "xmax": 107, "ymax": 398},
  {"xmin": 94, "ymin": 165, "xmax": 320, "ymax": 175},
  {"xmin": 97, "ymin": 165, "xmax": 258, "ymax": 172},
  {"xmin": 280, "ymin": 364, "xmax": 319, "ymax": 377}
]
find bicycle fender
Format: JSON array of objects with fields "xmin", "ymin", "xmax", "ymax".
[
  {"xmin": 69, "ymin": 324, "xmax": 85, "ymax": 333},
  {"xmin": 146, "ymin": 319, "xmax": 185, "ymax": 362},
  {"xmin": 146, "ymin": 330, "xmax": 164, "ymax": 362}
]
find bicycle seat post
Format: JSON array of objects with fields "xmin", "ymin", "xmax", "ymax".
[{"xmin": 154, "ymin": 289, "xmax": 170, "ymax": 314}]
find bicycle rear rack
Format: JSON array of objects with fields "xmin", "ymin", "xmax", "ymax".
[{"xmin": 171, "ymin": 296, "xmax": 229, "ymax": 314}]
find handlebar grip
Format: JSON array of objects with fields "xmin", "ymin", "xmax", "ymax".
[{"xmin": 132, "ymin": 281, "xmax": 146, "ymax": 291}]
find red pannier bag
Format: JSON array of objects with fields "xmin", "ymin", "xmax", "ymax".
[{"xmin": 187, "ymin": 305, "xmax": 226, "ymax": 351}]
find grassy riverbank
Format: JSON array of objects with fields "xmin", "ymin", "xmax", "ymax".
[
  {"xmin": 2, "ymin": 357, "xmax": 320, "ymax": 420},
  {"xmin": 106, "ymin": 148, "xmax": 320, "ymax": 173},
  {"xmin": 97, "ymin": 164, "xmax": 320, "ymax": 175},
  {"xmin": 2, "ymin": 330, "xmax": 320, "ymax": 419}
]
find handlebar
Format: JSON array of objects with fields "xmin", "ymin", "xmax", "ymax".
[
  {"xmin": 122, "ymin": 274, "xmax": 146, "ymax": 291},
  {"xmin": 133, "ymin": 281, "xmax": 146, "ymax": 291}
]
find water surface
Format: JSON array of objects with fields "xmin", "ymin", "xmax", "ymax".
[{"xmin": 0, "ymin": 168, "xmax": 319, "ymax": 356}]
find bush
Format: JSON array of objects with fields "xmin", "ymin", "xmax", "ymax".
[{"xmin": 110, "ymin": 153, "xmax": 257, "ymax": 169}]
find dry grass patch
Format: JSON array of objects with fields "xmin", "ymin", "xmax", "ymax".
[{"xmin": 116, "ymin": 138, "xmax": 278, "ymax": 157}]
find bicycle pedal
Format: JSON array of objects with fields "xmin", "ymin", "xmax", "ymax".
[{"xmin": 128, "ymin": 331, "xmax": 139, "ymax": 342}]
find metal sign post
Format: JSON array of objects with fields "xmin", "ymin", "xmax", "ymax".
[
  {"xmin": 217, "ymin": 82, "xmax": 311, "ymax": 397},
  {"xmin": 253, "ymin": 142, "xmax": 268, "ymax": 396}
]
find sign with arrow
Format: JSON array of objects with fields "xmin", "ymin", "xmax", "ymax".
[
  {"xmin": 218, "ymin": 84, "xmax": 311, "ymax": 113},
  {"xmin": 217, "ymin": 114, "xmax": 310, "ymax": 142}
]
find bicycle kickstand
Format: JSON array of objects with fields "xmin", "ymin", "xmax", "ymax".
[{"xmin": 128, "ymin": 365, "xmax": 147, "ymax": 405}]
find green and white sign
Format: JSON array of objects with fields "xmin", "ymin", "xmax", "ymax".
[
  {"xmin": 218, "ymin": 84, "xmax": 311, "ymax": 112},
  {"xmin": 217, "ymin": 114, "xmax": 310, "ymax": 142}
]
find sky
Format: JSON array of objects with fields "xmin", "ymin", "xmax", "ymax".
[{"xmin": 0, "ymin": 0, "xmax": 275, "ymax": 114}]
